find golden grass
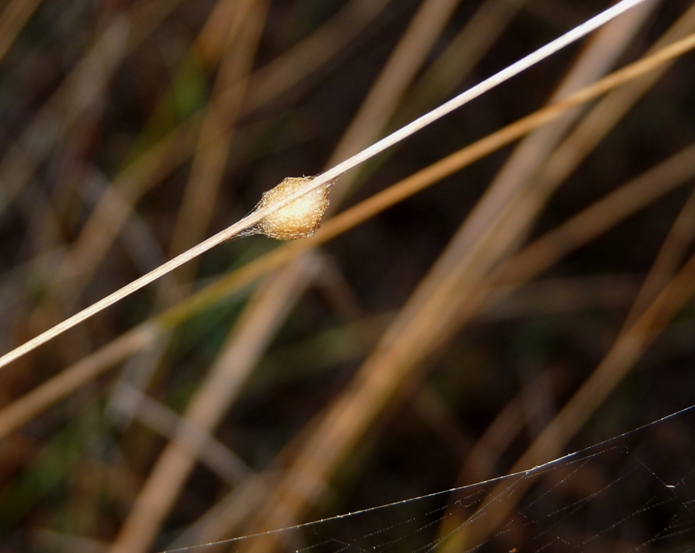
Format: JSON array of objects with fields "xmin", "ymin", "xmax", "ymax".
[
  {"xmin": 2, "ymin": 2, "xmax": 695, "ymax": 553},
  {"xmin": 3, "ymin": 15, "xmax": 692, "ymax": 447}
]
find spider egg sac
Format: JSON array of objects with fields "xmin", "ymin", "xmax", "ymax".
[{"xmin": 257, "ymin": 176, "xmax": 331, "ymax": 241}]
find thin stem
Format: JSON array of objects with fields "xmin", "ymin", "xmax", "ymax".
[
  {"xmin": 316, "ymin": 0, "xmax": 648, "ymax": 188},
  {"xmin": 0, "ymin": 0, "xmax": 647, "ymax": 371}
]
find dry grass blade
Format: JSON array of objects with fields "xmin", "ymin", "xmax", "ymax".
[
  {"xmin": 0, "ymin": 327, "xmax": 155, "ymax": 438},
  {"xmin": 434, "ymin": 369, "xmax": 563, "ymax": 552},
  {"xmin": 167, "ymin": 0, "xmax": 269, "ymax": 280},
  {"xmin": 0, "ymin": 0, "xmax": 186, "ymax": 216},
  {"xmin": 111, "ymin": 1, "xmax": 466, "ymax": 550},
  {"xmin": 497, "ymin": 142, "xmax": 695, "ymax": 285},
  {"xmin": 395, "ymin": 0, "xmax": 526, "ymax": 126},
  {"xmin": 5, "ymin": 1, "xmax": 695, "ymax": 551},
  {"xmin": 233, "ymin": 21, "xmax": 695, "ymax": 553},
  {"xmin": 242, "ymin": 0, "xmax": 393, "ymax": 114},
  {"xmin": 54, "ymin": 117, "xmax": 203, "ymax": 304},
  {"xmin": 482, "ymin": 275, "xmax": 642, "ymax": 319},
  {"xmin": 0, "ymin": 0, "xmax": 44, "ymax": 64},
  {"xmin": 620, "ymin": 186, "xmax": 695, "ymax": 330},
  {"xmin": 0, "ymin": 0, "xmax": 657, "ymax": 372},
  {"xmin": 520, "ymin": 1, "xmax": 695, "ymax": 205},
  {"xmin": 446, "ymin": 0, "xmax": 655, "ymax": 262},
  {"xmin": 1, "ymin": 39, "xmax": 694, "ymax": 444},
  {"xmin": 39, "ymin": 0, "xmax": 393, "ymax": 312},
  {"xmin": 121, "ymin": 385, "xmax": 250, "ymax": 485},
  {"xmin": 108, "ymin": 254, "xmax": 324, "ymax": 553},
  {"xmin": 460, "ymin": 247, "xmax": 695, "ymax": 551},
  {"xmin": 327, "ymin": 0, "xmax": 463, "ymax": 185}
]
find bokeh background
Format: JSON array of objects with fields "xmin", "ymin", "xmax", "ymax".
[{"xmin": 0, "ymin": 0, "xmax": 695, "ymax": 551}]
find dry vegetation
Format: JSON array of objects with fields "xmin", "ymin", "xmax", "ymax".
[{"xmin": 0, "ymin": 0, "xmax": 694, "ymax": 552}]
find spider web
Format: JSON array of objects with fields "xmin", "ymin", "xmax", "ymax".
[{"xmin": 166, "ymin": 405, "xmax": 695, "ymax": 553}]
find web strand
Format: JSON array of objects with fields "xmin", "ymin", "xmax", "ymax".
[{"xmin": 161, "ymin": 405, "xmax": 695, "ymax": 553}]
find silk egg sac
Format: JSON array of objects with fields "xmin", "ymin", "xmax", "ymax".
[{"xmin": 257, "ymin": 176, "xmax": 331, "ymax": 241}]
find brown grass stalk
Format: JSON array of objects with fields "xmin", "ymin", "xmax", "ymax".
[
  {"xmin": 108, "ymin": 254, "xmax": 325, "ymax": 553},
  {"xmin": 5, "ymin": 12, "xmax": 692, "ymax": 377},
  {"xmin": 110, "ymin": 1, "xmax": 466, "ymax": 550},
  {"xmin": 224, "ymin": 26, "xmax": 695, "ymax": 553},
  {"xmin": 0, "ymin": 0, "xmax": 186, "ymax": 216},
  {"xmin": 44, "ymin": 0, "xmax": 393, "ymax": 312},
  {"xmin": 620, "ymin": 185, "xmax": 695, "ymax": 330},
  {"xmin": 1, "ymin": 39, "xmax": 693, "ymax": 444},
  {"xmin": 5, "ymin": 2, "xmax": 694, "ymax": 550},
  {"xmin": 0, "ymin": 0, "xmax": 44, "ymax": 64},
  {"xmin": 460, "ymin": 247, "xmax": 695, "ymax": 551},
  {"xmin": 166, "ymin": 0, "xmax": 270, "ymax": 285}
]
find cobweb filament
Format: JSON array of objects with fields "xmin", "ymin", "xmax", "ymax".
[{"xmin": 163, "ymin": 406, "xmax": 695, "ymax": 553}]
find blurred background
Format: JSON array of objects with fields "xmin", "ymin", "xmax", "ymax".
[{"xmin": 0, "ymin": 0, "xmax": 695, "ymax": 551}]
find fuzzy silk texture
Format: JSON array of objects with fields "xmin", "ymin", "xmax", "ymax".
[{"xmin": 257, "ymin": 176, "xmax": 331, "ymax": 240}]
